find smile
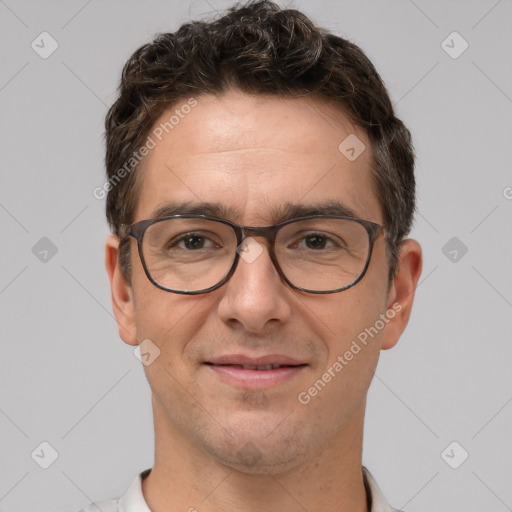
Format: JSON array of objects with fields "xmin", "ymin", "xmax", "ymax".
[
  {"xmin": 215, "ymin": 363, "xmax": 291, "ymax": 370},
  {"xmin": 204, "ymin": 355, "xmax": 308, "ymax": 389}
]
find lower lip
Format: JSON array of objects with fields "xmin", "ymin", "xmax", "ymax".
[{"xmin": 206, "ymin": 364, "xmax": 307, "ymax": 389}]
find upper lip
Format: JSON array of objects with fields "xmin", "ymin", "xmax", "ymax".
[{"xmin": 205, "ymin": 354, "xmax": 306, "ymax": 366}]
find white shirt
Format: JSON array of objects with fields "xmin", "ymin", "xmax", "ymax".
[{"xmin": 79, "ymin": 466, "xmax": 400, "ymax": 512}]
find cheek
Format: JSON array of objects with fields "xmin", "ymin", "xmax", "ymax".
[
  {"xmin": 315, "ymin": 256, "xmax": 390, "ymax": 379},
  {"xmin": 133, "ymin": 288, "xmax": 210, "ymax": 410},
  {"xmin": 300, "ymin": 295, "xmax": 387, "ymax": 425},
  {"xmin": 321, "ymin": 288, "xmax": 388, "ymax": 354},
  {"xmin": 130, "ymin": 259, "xmax": 206, "ymax": 353}
]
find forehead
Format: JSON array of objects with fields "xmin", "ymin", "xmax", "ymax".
[{"xmin": 135, "ymin": 89, "xmax": 381, "ymax": 225}]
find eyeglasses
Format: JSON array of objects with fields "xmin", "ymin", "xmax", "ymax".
[{"xmin": 124, "ymin": 214, "xmax": 385, "ymax": 295}]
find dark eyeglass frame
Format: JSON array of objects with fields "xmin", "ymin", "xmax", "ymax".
[{"xmin": 123, "ymin": 214, "xmax": 386, "ymax": 295}]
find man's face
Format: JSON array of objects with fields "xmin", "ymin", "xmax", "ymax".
[{"xmin": 113, "ymin": 90, "xmax": 407, "ymax": 473}]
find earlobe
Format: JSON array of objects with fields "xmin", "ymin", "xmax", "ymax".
[
  {"xmin": 105, "ymin": 234, "xmax": 138, "ymax": 346},
  {"xmin": 381, "ymin": 239, "xmax": 423, "ymax": 350}
]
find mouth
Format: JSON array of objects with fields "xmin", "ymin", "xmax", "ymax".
[
  {"xmin": 204, "ymin": 355, "xmax": 308, "ymax": 389},
  {"xmin": 207, "ymin": 363, "xmax": 301, "ymax": 370}
]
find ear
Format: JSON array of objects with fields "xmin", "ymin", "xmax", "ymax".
[
  {"xmin": 381, "ymin": 239, "xmax": 423, "ymax": 350},
  {"xmin": 105, "ymin": 234, "xmax": 138, "ymax": 346}
]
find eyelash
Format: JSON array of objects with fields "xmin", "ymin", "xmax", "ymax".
[{"xmin": 167, "ymin": 232, "xmax": 343, "ymax": 251}]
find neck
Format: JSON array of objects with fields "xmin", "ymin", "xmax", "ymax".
[{"xmin": 142, "ymin": 398, "xmax": 369, "ymax": 512}]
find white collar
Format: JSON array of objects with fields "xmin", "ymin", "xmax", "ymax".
[
  {"xmin": 363, "ymin": 467, "xmax": 400, "ymax": 512},
  {"xmin": 111, "ymin": 466, "xmax": 399, "ymax": 512},
  {"xmin": 118, "ymin": 468, "xmax": 151, "ymax": 512}
]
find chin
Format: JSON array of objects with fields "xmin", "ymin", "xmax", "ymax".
[
  {"xmin": 199, "ymin": 418, "xmax": 313, "ymax": 475},
  {"xmin": 208, "ymin": 441, "xmax": 307, "ymax": 475}
]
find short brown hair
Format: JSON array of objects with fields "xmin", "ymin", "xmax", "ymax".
[{"xmin": 105, "ymin": 0, "xmax": 415, "ymax": 282}]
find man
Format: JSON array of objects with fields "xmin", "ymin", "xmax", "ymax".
[{"xmin": 83, "ymin": 1, "xmax": 422, "ymax": 510}]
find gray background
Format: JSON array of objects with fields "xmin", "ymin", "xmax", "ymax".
[{"xmin": 1, "ymin": 0, "xmax": 511, "ymax": 510}]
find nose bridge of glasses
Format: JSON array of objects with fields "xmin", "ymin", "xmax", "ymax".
[
  {"xmin": 237, "ymin": 225, "xmax": 282, "ymax": 265},
  {"xmin": 235, "ymin": 225, "xmax": 281, "ymax": 275},
  {"xmin": 241, "ymin": 224, "xmax": 278, "ymax": 243}
]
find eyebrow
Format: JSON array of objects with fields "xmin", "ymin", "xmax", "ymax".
[{"xmin": 149, "ymin": 200, "xmax": 360, "ymax": 224}]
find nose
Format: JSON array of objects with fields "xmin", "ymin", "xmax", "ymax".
[{"xmin": 217, "ymin": 237, "xmax": 291, "ymax": 334}]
